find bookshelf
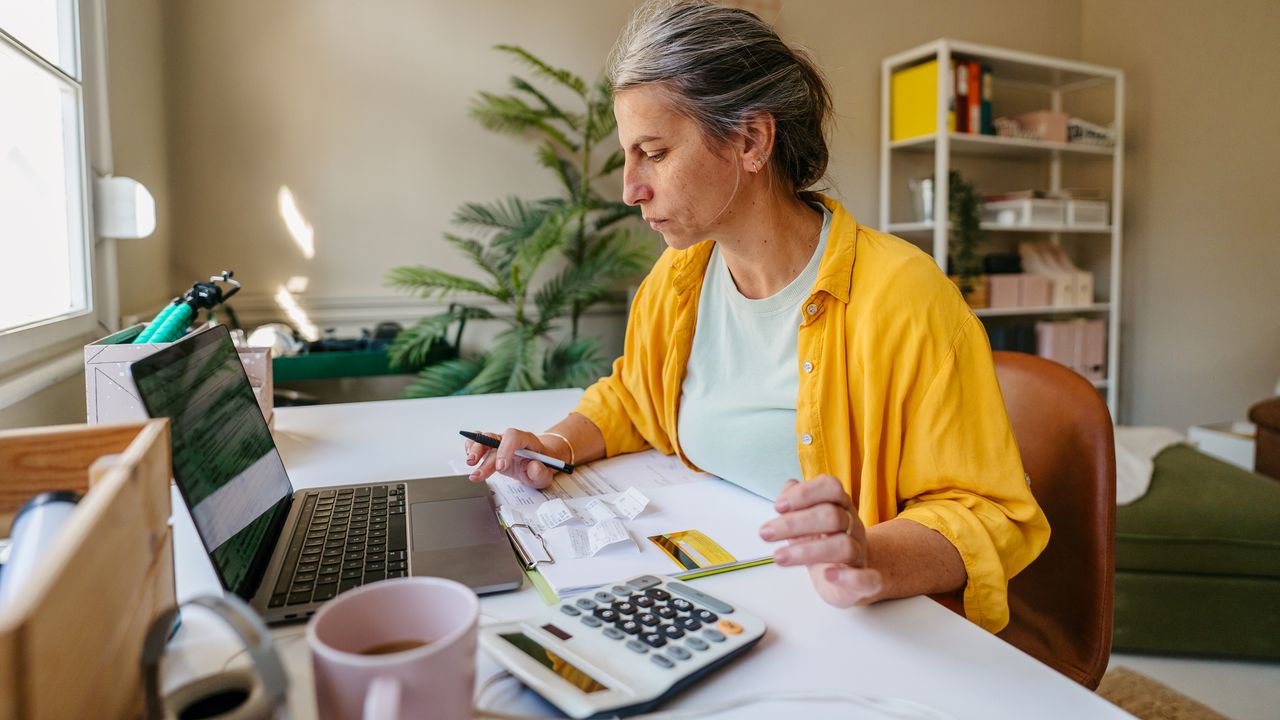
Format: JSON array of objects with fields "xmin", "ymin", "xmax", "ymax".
[{"xmin": 879, "ymin": 39, "xmax": 1125, "ymax": 418}]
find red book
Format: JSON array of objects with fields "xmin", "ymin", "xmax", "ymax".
[
  {"xmin": 954, "ymin": 61, "xmax": 969, "ymax": 133},
  {"xmin": 967, "ymin": 62, "xmax": 981, "ymax": 135}
]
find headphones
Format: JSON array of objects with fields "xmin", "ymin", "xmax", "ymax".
[{"xmin": 142, "ymin": 594, "xmax": 289, "ymax": 720}]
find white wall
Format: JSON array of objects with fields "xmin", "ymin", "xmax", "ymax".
[{"xmin": 1082, "ymin": 0, "xmax": 1280, "ymax": 430}]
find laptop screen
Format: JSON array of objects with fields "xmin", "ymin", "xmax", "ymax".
[{"xmin": 132, "ymin": 325, "xmax": 293, "ymax": 598}]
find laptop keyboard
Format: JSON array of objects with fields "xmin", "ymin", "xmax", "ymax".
[{"xmin": 268, "ymin": 483, "xmax": 408, "ymax": 608}]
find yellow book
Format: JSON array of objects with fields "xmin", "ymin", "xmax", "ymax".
[{"xmin": 891, "ymin": 59, "xmax": 955, "ymax": 141}]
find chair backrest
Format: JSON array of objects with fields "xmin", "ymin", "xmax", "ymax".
[{"xmin": 992, "ymin": 351, "xmax": 1116, "ymax": 690}]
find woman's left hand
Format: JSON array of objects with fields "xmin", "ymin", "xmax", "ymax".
[{"xmin": 759, "ymin": 475, "xmax": 885, "ymax": 608}]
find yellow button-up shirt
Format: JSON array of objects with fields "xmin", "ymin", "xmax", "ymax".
[{"xmin": 575, "ymin": 195, "xmax": 1050, "ymax": 632}]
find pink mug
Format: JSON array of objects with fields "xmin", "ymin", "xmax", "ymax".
[{"xmin": 306, "ymin": 577, "xmax": 479, "ymax": 720}]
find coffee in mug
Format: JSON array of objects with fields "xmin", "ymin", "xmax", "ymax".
[
  {"xmin": 306, "ymin": 577, "xmax": 479, "ymax": 720},
  {"xmin": 357, "ymin": 639, "xmax": 430, "ymax": 656}
]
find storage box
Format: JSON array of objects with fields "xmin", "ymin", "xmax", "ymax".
[
  {"xmin": 1014, "ymin": 110, "xmax": 1069, "ymax": 143},
  {"xmin": 890, "ymin": 59, "xmax": 956, "ymax": 141},
  {"xmin": 1188, "ymin": 421, "xmax": 1256, "ymax": 472},
  {"xmin": 0, "ymin": 420, "xmax": 174, "ymax": 720},
  {"xmin": 982, "ymin": 198, "xmax": 1068, "ymax": 227},
  {"xmin": 1067, "ymin": 199, "xmax": 1109, "ymax": 227},
  {"xmin": 85, "ymin": 324, "xmax": 273, "ymax": 426}
]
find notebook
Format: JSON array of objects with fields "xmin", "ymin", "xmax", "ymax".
[{"xmin": 131, "ymin": 324, "xmax": 522, "ymax": 624}]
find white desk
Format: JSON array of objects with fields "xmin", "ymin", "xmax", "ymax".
[{"xmin": 166, "ymin": 389, "xmax": 1129, "ymax": 719}]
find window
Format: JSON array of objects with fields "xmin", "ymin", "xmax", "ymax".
[{"xmin": 0, "ymin": 0, "xmax": 101, "ymax": 367}]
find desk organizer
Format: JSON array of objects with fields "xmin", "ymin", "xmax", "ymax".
[{"xmin": 0, "ymin": 420, "xmax": 173, "ymax": 720}]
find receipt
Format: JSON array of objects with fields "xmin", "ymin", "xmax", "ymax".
[
  {"xmin": 564, "ymin": 518, "xmax": 632, "ymax": 558},
  {"xmin": 500, "ymin": 488, "xmax": 649, "ymax": 533}
]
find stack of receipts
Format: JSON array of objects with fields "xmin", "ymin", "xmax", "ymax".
[{"xmin": 457, "ymin": 449, "xmax": 780, "ymax": 597}]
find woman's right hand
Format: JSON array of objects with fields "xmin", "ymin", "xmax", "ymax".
[{"xmin": 464, "ymin": 427, "xmax": 561, "ymax": 489}]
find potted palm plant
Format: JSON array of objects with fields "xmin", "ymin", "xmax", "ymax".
[{"xmin": 386, "ymin": 46, "xmax": 652, "ymax": 397}]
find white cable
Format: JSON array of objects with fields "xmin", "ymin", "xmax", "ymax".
[{"xmin": 473, "ymin": 671, "xmax": 958, "ymax": 720}]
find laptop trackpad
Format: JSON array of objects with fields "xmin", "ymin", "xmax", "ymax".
[{"xmin": 410, "ymin": 497, "xmax": 503, "ymax": 550}]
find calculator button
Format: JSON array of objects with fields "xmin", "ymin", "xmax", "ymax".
[
  {"xmin": 675, "ymin": 616, "xmax": 702, "ymax": 632},
  {"xmin": 619, "ymin": 620, "xmax": 642, "ymax": 635},
  {"xmin": 593, "ymin": 591, "xmax": 614, "ymax": 603},
  {"xmin": 641, "ymin": 632, "xmax": 667, "ymax": 648},
  {"xmin": 626, "ymin": 575, "xmax": 662, "ymax": 591},
  {"xmin": 581, "ymin": 615, "xmax": 603, "ymax": 628},
  {"xmin": 693, "ymin": 609, "xmax": 718, "ymax": 624},
  {"xmin": 666, "ymin": 580, "xmax": 734, "ymax": 614},
  {"xmin": 717, "ymin": 619, "xmax": 744, "ymax": 635},
  {"xmin": 602, "ymin": 627, "xmax": 625, "ymax": 640},
  {"xmin": 686, "ymin": 636, "xmax": 710, "ymax": 651},
  {"xmin": 625, "ymin": 639, "xmax": 649, "ymax": 654},
  {"xmin": 660, "ymin": 624, "xmax": 685, "ymax": 640},
  {"xmin": 703, "ymin": 628, "xmax": 727, "ymax": 643},
  {"xmin": 666, "ymin": 645, "xmax": 692, "ymax": 661},
  {"xmin": 650, "ymin": 654, "xmax": 675, "ymax": 669},
  {"xmin": 634, "ymin": 595, "xmax": 656, "ymax": 608},
  {"xmin": 644, "ymin": 587, "xmax": 672, "ymax": 602},
  {"xmin": 611, "ymin": 585, "xmax": 632, "ymax": 597},
  {"xmin": 560, "ymin": 605, "xmax": 581, "ymax": 617},
  {"xmin": 637, "ymin": 613, "xmax": 660, "ymax": 627},
  {"xmin": 594, "ymin": 608, "xmax": 620, "ymax": 623},
  {"xmin": 575, "ymin": 598, "xmax": 597, "ymax": 611},
  {"xmin": 655, "ymin": 606, "xmax": 678, "ymax": 620},
  {"xmin": 612, "ymin": 601, "xmax": 638, "ymax": 615},
  {"xmin": 670, "ymin": 598, "xmax": 694, "ymax": 613}
]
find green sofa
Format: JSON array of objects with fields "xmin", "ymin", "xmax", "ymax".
[{"xmin": 1113, "ymin": 444, "xmax": 1280, "ymax": 660}]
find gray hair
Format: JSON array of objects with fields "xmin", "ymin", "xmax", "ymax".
[{"xmin": 608, "ymin": 0, "xmax": 832, "ymax": 195}]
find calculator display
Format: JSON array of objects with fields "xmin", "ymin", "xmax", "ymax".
[{"xmin": 500, "ymin": 633, "xmax": 610, "ymax": 694}]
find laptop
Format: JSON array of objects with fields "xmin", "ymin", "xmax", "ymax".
[{"xmin": 131, "ymin": 324, "xmax": 523, "ymax": 624}]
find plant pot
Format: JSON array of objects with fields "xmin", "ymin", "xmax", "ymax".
[{"xmin": 950, "ymin": 274, "xmax": 989, "ymax": 309}]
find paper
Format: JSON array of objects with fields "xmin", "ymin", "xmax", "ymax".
[
  {"xmin": 452, "ymin": 449, "xmax": 779, "ymax": 596},
  {"xmin": 561, "ymin": 518, "xmax": 633, "ymax": 558},
  {"xmin": 450, "ymin": 448, "xmax": 708, "ymax": 510},
  {"xmin": 499, "ymin": 488, "xmax": 650, "ymax": 534}
]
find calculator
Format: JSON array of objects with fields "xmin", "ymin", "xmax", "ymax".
[{"xmin": 479, "ymin": 574, "xmax": 767, "ymax": 718}]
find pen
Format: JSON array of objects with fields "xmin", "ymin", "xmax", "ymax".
[{"xmin": 459, "ymin": 431, "xmax": 575, "ymax": 474}]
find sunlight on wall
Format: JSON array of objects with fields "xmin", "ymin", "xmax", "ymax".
[
  {"xmin": 285, "ymin": 275, "xmax": 309, "ymax": 293},
  {"xmin": 277, "ymin": 186, "xmax": 314, "ymax": 259},
  {"xmin": 274, "ymin": 285, "xmax": 319, "ymax": 341}
]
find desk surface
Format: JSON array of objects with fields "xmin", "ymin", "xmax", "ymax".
[{"xmin": 167, "ymin": 389, "xmax": 1129, "ymax": 719}]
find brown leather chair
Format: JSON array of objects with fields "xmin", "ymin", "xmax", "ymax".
[
  {"xmin": 1249, "ymin": 396, "xmax": 1280, "ymax": 481},
  {"xmin": 991, "ymin": 351, "xmax": 1116, "ymax": 689}
]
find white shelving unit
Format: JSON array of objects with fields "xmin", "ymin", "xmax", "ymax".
[{"xmin": 879, "ymin": 38, "xmax": 1125, "ymax": 418}]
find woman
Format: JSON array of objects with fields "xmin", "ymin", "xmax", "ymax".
[{"xmin": 466, "ymin": 0, "xmax": 1048, "ymax": 633}]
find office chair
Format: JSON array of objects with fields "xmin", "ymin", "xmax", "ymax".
[{"xmin": 989, "ymin": 351, "xmax": 1117, "ymax": 689}]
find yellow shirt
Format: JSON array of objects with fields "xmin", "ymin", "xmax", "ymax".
[{"xmin": 574, "ymin": 195, "xmax": 1050, "ymax": 632}]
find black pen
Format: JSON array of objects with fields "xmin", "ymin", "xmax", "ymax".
[{"xmin": 460, "ymin": 431, "xmax": 575, "ymax": 474}]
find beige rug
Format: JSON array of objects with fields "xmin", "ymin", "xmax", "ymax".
[{"xmin": 1096, "ymin": 666, "xmax": 1228, "ymax": 720}]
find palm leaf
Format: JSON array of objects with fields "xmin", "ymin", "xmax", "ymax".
[
  {"xmin": 442, "ymin": 233, "xmax": 511, "ymax": 299},
  {"xmin": 591, "ymin": 200, "xmax": 640, "ymax": 231},
  {"xmin": 544, "ymin": 337, "xmax": 608, "ymax": 389},
  {"xmin": 596, "ymin": 148, "xmax": 625, "ymax": 178},
  {"xmin": 403, "ymin": 357, "xmax": 485, "ymax": 398},
  {"xmin": 514, "ymin": 207, "xmax": 569, "ymax": 281},
  {"xmin": 510, "ymin": 76, "xmax": 580, "ymax": 131},
  {"xmin": 537, "ymin": 143, "xmax": 580, "ymax": 197},
  {"xmin": 385, "ymin": 266, "xmax": 501, "ymax": 300},
  {"xmin": 389, "ymin": 305, "xmax": 496, "ymax": 371},
  {"xmin": 495, "ymin": 44, "xmax": 588, "ymax": 98},
  {"xmin": 453, "ymin": 196, "xmax": 541, "ymax": 234},
  {"xmin": 470, "ymin": 92, "xmax": 578, "ymax": 151}
]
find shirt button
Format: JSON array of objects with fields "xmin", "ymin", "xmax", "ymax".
[
  {"xmin": 800, "ymin": 434, "xmax": 813, "ymax": 445},
  {"xmin": 806, "ymin": 304, "xmax": 818, "ymax": 316},
  {"xmin": 802, "ymin": 361, "xmax": 814, "ymax": 373}
]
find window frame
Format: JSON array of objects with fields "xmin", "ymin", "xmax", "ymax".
[{"xmin": 0, "ymin": 0, "xmax": 115, "ymax": 379}]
